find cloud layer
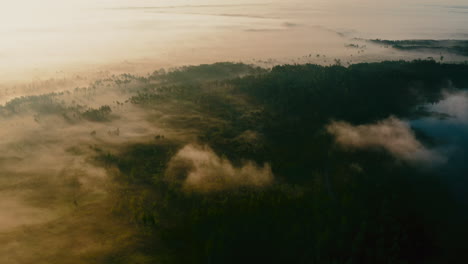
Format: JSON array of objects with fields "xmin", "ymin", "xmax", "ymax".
[
  {"xmin": 327, "ymin": 117, "xmax": 444, "ymax": 164},
  {"xmin": 166, "ymin": 144, "xmax": 273, "ymax": 192}
]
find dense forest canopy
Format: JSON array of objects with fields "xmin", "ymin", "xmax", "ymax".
[
  {"xmin": 369, "ymin": 39, "xmax": 468, "ymax": 57},
  {"xmin": 90, "ymin": 61, "xmax": 468, "ymax": 263},
  {"xmin": 1, "ymin": 60, "xmax": 468, "ymax": 263}
]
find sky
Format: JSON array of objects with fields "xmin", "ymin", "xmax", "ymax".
[{"xmin": 0, "ymin": 0, "xmax": 467, "ymax": 81}]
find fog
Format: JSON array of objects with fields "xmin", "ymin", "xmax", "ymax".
[
  {"xmin": 166, "ymin": 144, "xmax": 273, "ymax": 192},
  {"xmin": 1, "ymin": 0, "xmax": 468, "ymax": 82},
  {"xmin": 0, "ymin": 81, "xmax": 162, "ymax": 262},
  {"xmin": 411, "ymin": 91, "xmax": 468, "ymax": 201},
  {"xmin": 1, "ymin": 1, "xmax": 468, "ymax": 262},
  {"xmin": 0, "ymin": 65, "xmax": 265, "ymax": 262},
  {"xmin": 327, "ymin": 117, "xmax": 444, "ymax": 164}
]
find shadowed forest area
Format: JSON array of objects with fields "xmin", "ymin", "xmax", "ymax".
[
  {"xmin": 1, "ymin": 61, "xmax": 468, "ymax": 263},
  {"xmin": 369, "ymin": 39, "xmax": 468, "ymax": 57},
  {"xmin": 81, "ymin": 61, "xmax": 468, "ymax": 263}
]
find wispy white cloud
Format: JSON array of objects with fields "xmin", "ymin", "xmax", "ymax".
[
  {"xmin": 166, "ymin": 144, "xmax": 273, "ymax": 192},
  {"xmin": 327, "ymin": 116, "xmax": 445, "ymax": 164}
]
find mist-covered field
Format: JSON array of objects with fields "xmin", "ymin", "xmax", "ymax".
[
  {"xmin": 2, "ymin": 0, "xmax": 468, "ymax": 81},
  {"xmin": 1, "ymin": 1, "xmax": 468, "ymax": 264}
]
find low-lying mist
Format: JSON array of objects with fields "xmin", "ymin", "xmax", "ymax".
[
  {"xmin": 1, "ymin": 1, "xmax": 468, "ymax": 263},
  {"xmin": 327, "ymin": 117, "xmax": 445, "ymax": 164},
  {"xmin": 0, "ymin": 60, "xmax": 468, "ymax": 263},
  {"xmin": 166, "ymin": 144, "xmax": 273, "ymax": 192},
  {"xmin": 0, "ymin": 62, "xmax": 266, "ymax": 262},
  {"xmin": 2, "ymin": 0, "xmax": 468, "ymax": 84},
  {"xmin": 411, "ymin": 90, "xmax": 468, "ymax": 201},
  {"xmin": 0, "ymin": 82, "xmax": 152, "ymax": 263}
]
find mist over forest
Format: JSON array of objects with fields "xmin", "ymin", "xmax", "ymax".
[
  {"xmin": 1, "ymin": 60, "xmax": 467, "ymax": 263},
  {"xmin": 1, "ymin": 1, "xmax": 468, "ymax": 264}
]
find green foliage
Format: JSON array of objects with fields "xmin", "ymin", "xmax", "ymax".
[
  {"xmin": 370, "ymin": 39, "xmax": 468, "ymax": 56},
  {"xmin": 103, "ymin": 143, "xmax": 461, "ymax": 263},
  {"xmin": 81, "ymin": 105, "xmax": 113, "ymax": 122},
  {"xmin": 232, "ymin": 60, "xmax": 468, "ymax": 123},
  {"xmin": 98, "ymin": 61, "xmax": 468, "ymax": 263},
  {"xmin": 150, "ymin": 62, "xmax": 265, "ymax": 84},
  {"xmin": 0, "ymin": 93, "xmax": 66, "ymax": 116}
]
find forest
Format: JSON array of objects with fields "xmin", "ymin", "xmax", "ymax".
[
  {"xmin": 2, "ymin": 60, "xmax": 468, "ymax": 263},
  {"xmin": 369, "ymin": 39, "xmax": 468, "ymax": 57},
  {"xmin": 96, "ymin": 60, "xmax": 468, "ymax": 263}
]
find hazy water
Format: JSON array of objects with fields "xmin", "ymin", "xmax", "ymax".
[
  {"xmin": 412, "ymin": 91, "xmax": 468, "ymax": 153},
  {"xmin": 411, "ymin": 91, "xmax": 468, "ymax": 201},
  {"xmin": 1, "ymin": 0, "xmax": 468, "ymax": 81}
]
